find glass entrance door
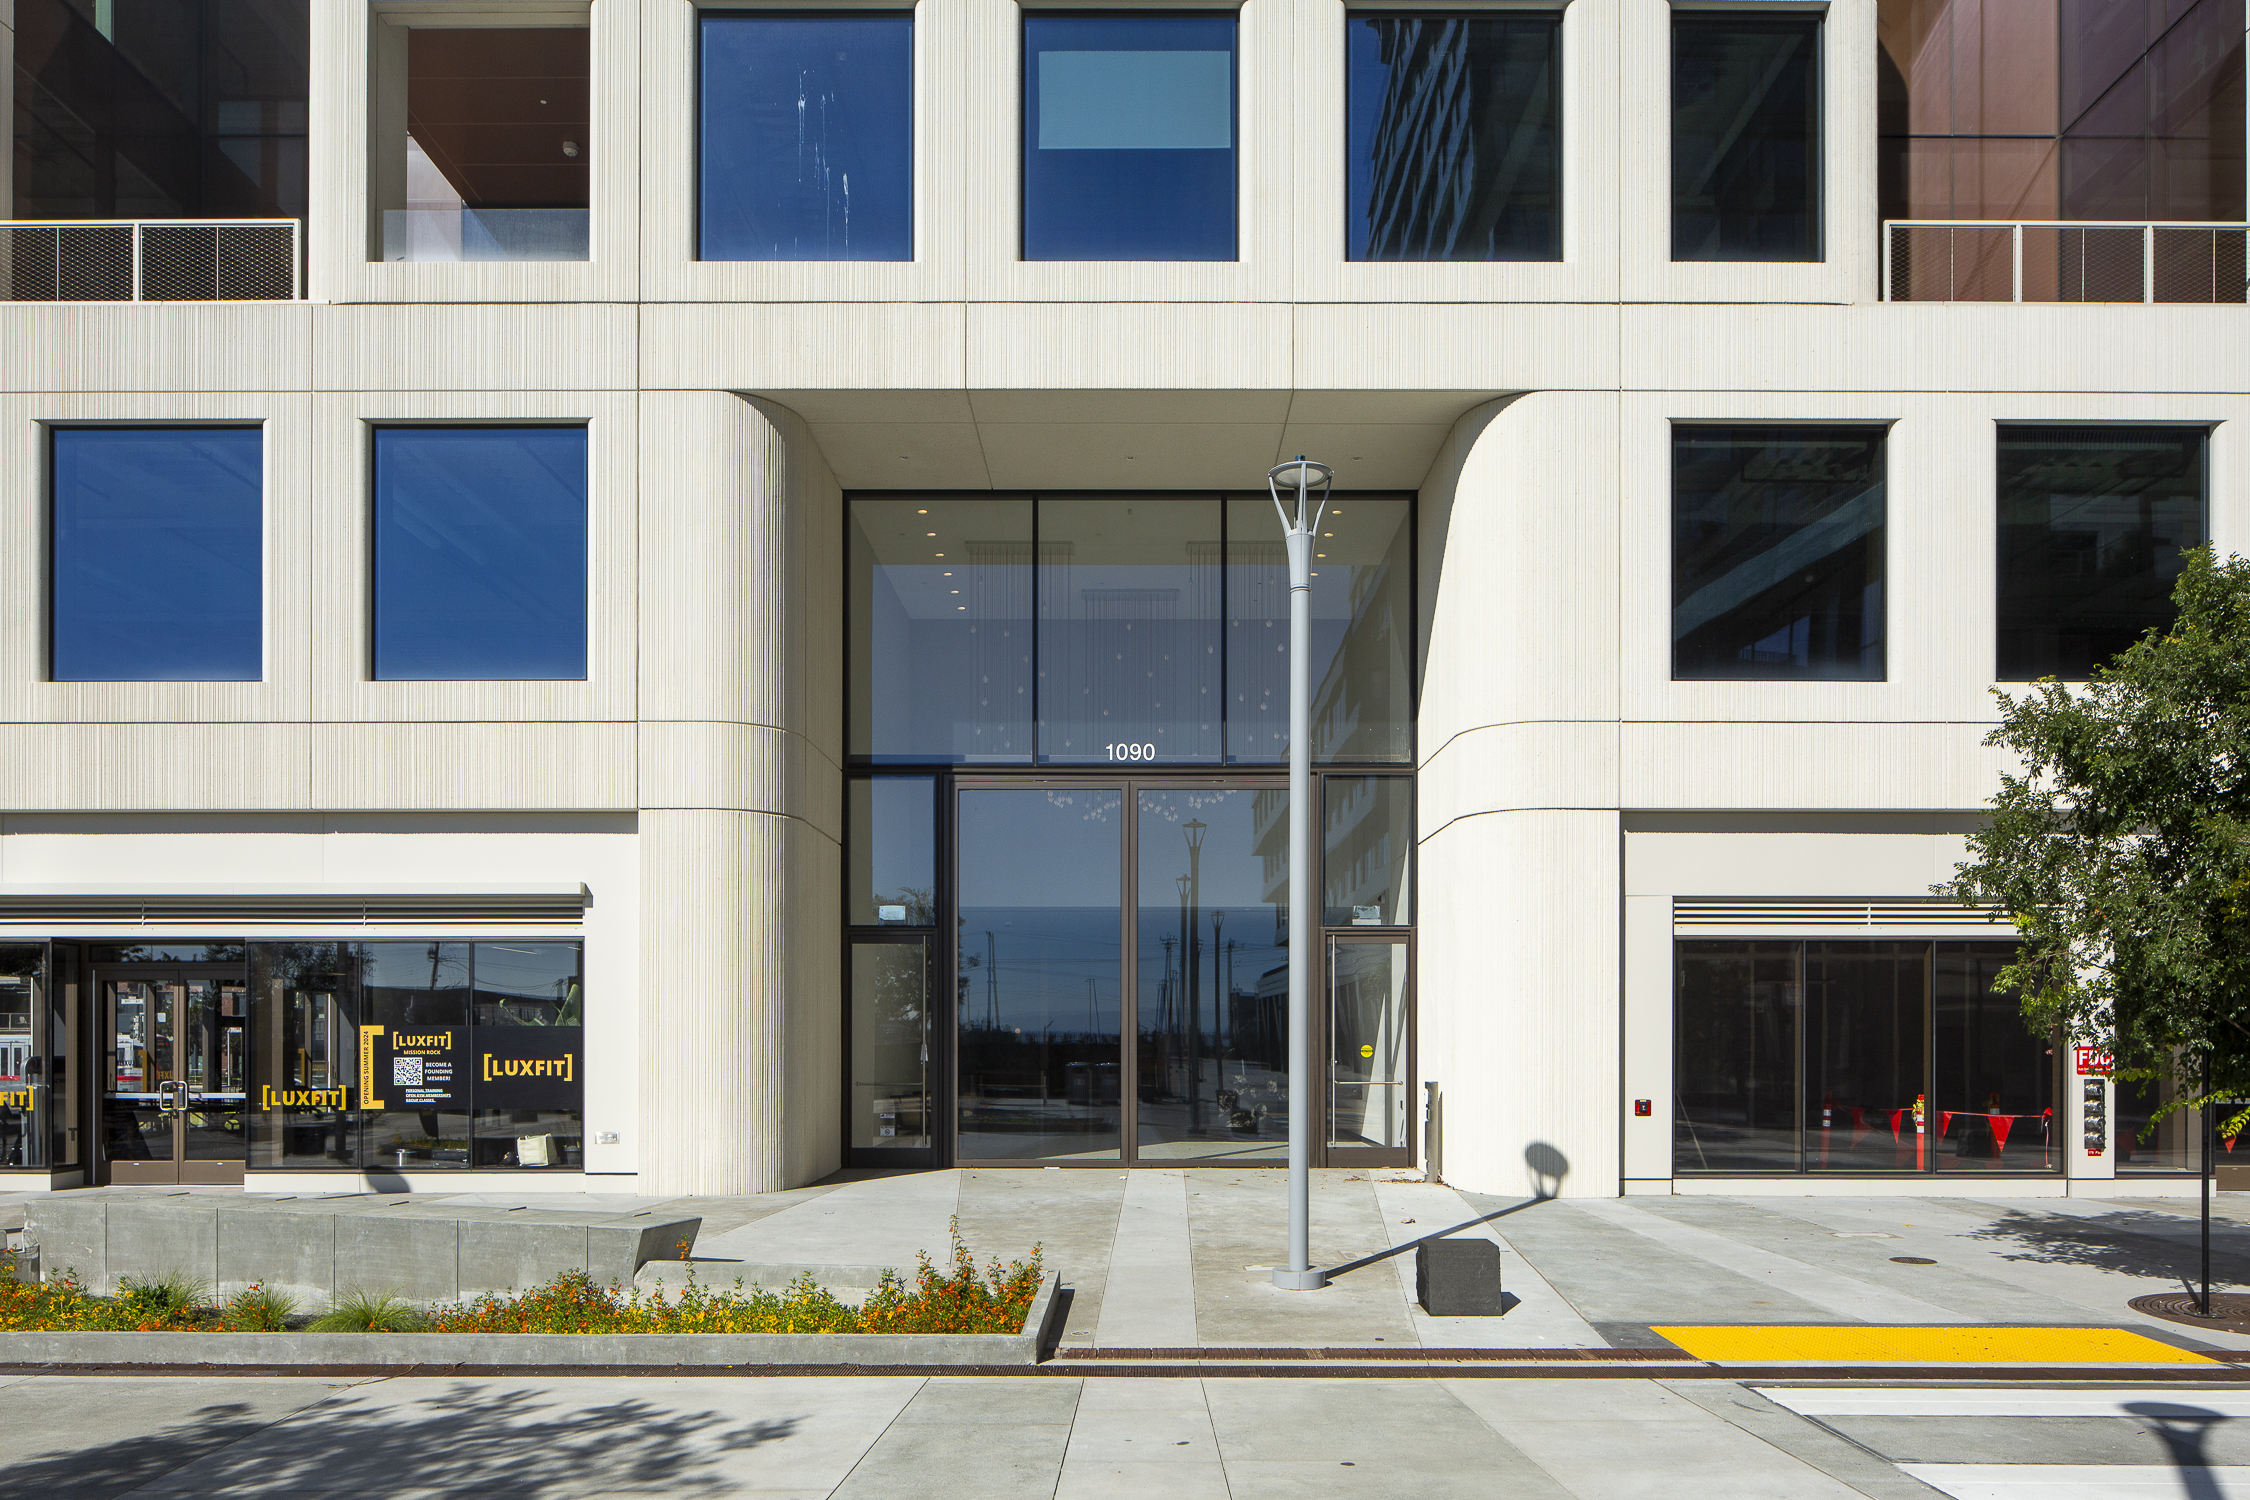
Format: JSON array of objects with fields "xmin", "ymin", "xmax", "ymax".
[
  {"xmin": 100, "ymin": 970, "xmax": 247, "ymax": 1185},
  {"xmin": 850, "ymin": 938, "xmax": 934, "ymax": 1159},
  {"xmin": 1326, "ymin": 936, "xmax": 1411, "ymax": 1162}
]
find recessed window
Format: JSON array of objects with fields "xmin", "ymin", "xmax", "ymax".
[
  {"xmin": 50, "ymin": 427, "xmax": 263, "ymax": 682},
  {"xmin": 1995, "ymin": 425, "xmax": 2207, "ymax": 680},
  {"xmin": 1672, "ymin": 425, "xmax": 1886, "ymax": 682},
  {"xmin": 1346, "ymin": 14, "xmax": 1561, "ymax": 261},
  {"xmin": 370, "ymin": 426, "xmax": 588, "ymax": 681},
  {"xmin": 376, "ymin": 26, "xmax": 590, "ymax": 263},
  {"xmin": 1022, "ymin": 12, "xmax": 1238, "ymax": 261},
  {"xmin": 1672, "ymin": 13, "xmax": 1822, "ymax": 261},
  {"xmin": 699, "ymin": 13, "xmax": 914, "ymax": 261}
]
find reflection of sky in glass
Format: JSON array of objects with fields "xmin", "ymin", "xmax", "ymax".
[
  {"xmin": 474, "ymin": 943, "xmax": 579, "ymax": 1000},
  {"xmin": 959, "ymin": 788, "xmax": 1121, "ymax": 1032},
  {"xmin": 358, "ymin": 942, "xmax": 470, "ymax": 992}
]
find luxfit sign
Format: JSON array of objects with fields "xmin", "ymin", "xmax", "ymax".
[{"xmin": 358, "ymin": 1026, "xmax": 583, "ymax": 1111}]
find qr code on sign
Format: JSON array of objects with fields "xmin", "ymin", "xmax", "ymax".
[{"xmin": 392, "ymin": 1057, "xmax": 424, "ymax": 1087}]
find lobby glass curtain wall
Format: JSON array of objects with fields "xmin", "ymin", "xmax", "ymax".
[
  {"xmin": 1675, "ymin": 939, "xmax": 2061, "ymax": 1174},
  {"xmin": 845, "ymin": 492, "xmax": 1415, "ymax": 1169}
]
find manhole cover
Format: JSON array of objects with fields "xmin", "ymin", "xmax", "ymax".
[
  {"xmin": 2129, "ymin": 1292, "xmax": 2250, "ymax": 1329},
  {"xmin": 1890, "ymin": 1256, "xmax": 1937, "ymax": 1265}
]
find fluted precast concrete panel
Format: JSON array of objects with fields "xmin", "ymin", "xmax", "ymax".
[
  {"xmin": 638, "ymin": 809, "xmax": 840, "ymax": 1196},
  {"xmin": 0, "ymin": 304, "xmax": 311, "ymax": 394},
  {"xmin": 636, "ymin": 722, "xmax": 843, "ymax": 842},
  {"xmin": 637, "ymin": 392, "xmax": 843, "ymax": 770},
  {"xmin": 311, "ymin": 722, "xmax": 636, "ymax": 810},
  {"xmin": 1418, "ymin": 808, "xmax": 1621, "ymax": 1200},
  {"xmin": 1418, "ymin": 721, "xmax": 1622, "ymax": 832},
  {"xmin": 0, "ymin": 724, "xmax": 315, "ymax": 810},
  {"xmin": 1418, "ymin": 393, "xmax": 1622, "ymax": 755}
]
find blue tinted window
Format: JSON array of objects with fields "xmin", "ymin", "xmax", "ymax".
[
  {"xmin": 1022, "ymin": 13, "xmax": 1237, "ymax": 261},
  {"xmin": 699, "ymin": 13, "xmax": 913, "ymax": 261},
  {"xmin": 371, "ymin": 427, "xmax": 588, "ymax": 681},
  {"xmin": 50, "ymin": 426, "xmax": 262, "ymax": 681},
  {"xmin": 1347, "ymin": 15, "xmax": 1560, "ymax": 261}
]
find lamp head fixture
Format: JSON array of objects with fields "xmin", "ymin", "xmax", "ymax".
[{"xmin": 1267, "ymin": 455, "xmax": 1333, "ymax": 536}]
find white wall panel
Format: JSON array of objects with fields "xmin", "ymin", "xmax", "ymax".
[
  {"xmin": 0, "ymin": 393, "xmax": 314, "ymax": 725},
  {"xmin": 0, "ymin": 305, "xmax": 311, "ymax": 394},
  {"xmin": 1419, "ymin": 807, "xmax": 1620, "ymax": 1198},
  {"xmin": 313, "ymin": 304, "xmax": 637, "ymax": 391},
  {"xmin": 637, "ymin": 302, "xmax": 966, "ymax": 392},
  {"xmin": 310, "ymin": 721, "xmax": 637, "ymax": 808},
  {"xmin": 1619, "ymin": 720, "xmax": 2009, "ymax": 809},
  {"xmin": 638, "ymin": 720, "xmax": 844, "ymax": 842},
  {"xmin": 0, "ymin": 724, "xmax": 315, "ymax": 809},
  {"xmin": 309, "ymin": 390, "xmax": 637, "ymax": 723}
]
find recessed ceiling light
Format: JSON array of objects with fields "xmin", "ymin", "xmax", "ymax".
[{"xmin": 926, "ymin": 532, "xmax": 937, "ymax": 537}]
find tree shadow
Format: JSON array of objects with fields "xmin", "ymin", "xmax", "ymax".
[
  {"xmin": 4, "ymin": 1383, "xmax": 803, "ymax": 1499},
  {"xmin": 1964, "ymin": 1205, "xmax": 2250, "ymax": 1288}
]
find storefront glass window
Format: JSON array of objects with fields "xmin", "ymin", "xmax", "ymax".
[
  {"xmin": 1674, "ymin": 941, "xmax": 1800, "ymax": 1172},
  {"xmin": 1675, "ymin": 939, "xmax": 2054, "ymax": 1174},
  {"xmin": 1347, "ymin": 14, "xmax": 1561, "ymax": 262},
  {"xmin": 956, "ymin": 786, "xmax": 1124, "ymax": 1160},
  {"xmin": 1672, "ymin": 425, "xmax": 1887, "ymax": 681},
  {"xmin": 1038, "ymin": 498, "xmax": 1222, "ymax": 764},
  {"xmin": 1672, "ymin": 14, "xmax": 1823, "ymax": 260},
  {"xmin": 1136, "ymin": 788, "xmax": 1290, "ymax": 1161},
  {"xmin": 1022, "ymin": 12, "xmax": 1237, "ymax": 261},
  {"xmin": 1227, "ymin": 496, "xmax": 1412, "ymax": 764},
  {"xmin": 849, "ymin": 777, "xmax": 936, "ymax": 925},
  {"xmin": 1996, "ymin": 425, "xmax": 2207, "ymax": 680},
  {"xmin": 1321, "ymin": 777, "xmax": 1411, "ymax": 927},
  {"xmin": 851, "ymin": 940, "xmax": 932, "ymax": 1151},
  {"xmin": 850, "ymin": 497, "xmax": 1035, "ymax": 763},
  {"xmin": 248, "ymin": 940, "xmax": 584, "ymax": 1172},
  {"xmin": 0, "ymin": 945, "xmax": 46, "ymax": 1170},
  {"xmin": 699, "ymin": 13, "xmax": 914, "ymax": 261}
]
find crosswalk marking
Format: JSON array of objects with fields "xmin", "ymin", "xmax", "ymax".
[
  {"xmin": 1903, "ymin": 1464, "xmax": 2250, "ymax": 1498},
  {"xmin": 1757, "ymin": 1385, "xmax": 2250, "ymax": 1418}
]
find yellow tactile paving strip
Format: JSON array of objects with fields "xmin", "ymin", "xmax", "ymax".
[{"xmin": 1652, "ymin": 1325, "xmax": 2218, "ymax": 1365}]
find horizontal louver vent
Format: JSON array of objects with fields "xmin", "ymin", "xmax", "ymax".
[
  {"xmin": 1674, "ymin": 898, "xmax": 2013, "ymax": 933},
  {"xmin": 0, "ymin": 891, "xmax": 585, "ymax": 928}
]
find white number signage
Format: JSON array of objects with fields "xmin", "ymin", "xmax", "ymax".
[{"xmin": 1105, "ymin": 742, "xmax": 1158, "ymax": 761}]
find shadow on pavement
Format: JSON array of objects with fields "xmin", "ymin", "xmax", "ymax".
[
  {"xmin": 1965, "ymin": 1206, "xmax": 2250, "ymax": 1288},
  {"xmin": 2127, "ymin": 1401, "xmax": 2227, "ymax": 1500},
  {"xmin": 5, "ymin": 1385, "xmax": 801, "ymax": 1500}
]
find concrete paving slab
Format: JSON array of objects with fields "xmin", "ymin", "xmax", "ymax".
[
  {"xmin": 1093, "ymin": 1170, "xmax": 1196, "ymax": 1347},
  {"xmin": 1371, "ymin": 1181, "xmax": 1608, "ymax": 1346},
  {"xmin": 0, "ymin": 1377, "xmax": 361, "ymax": 1500},
  {"xmin": 828, "ymin": 1378, "xmax": 1077, "ymax": 1500},
  {"xmin": 1825, "ymin": 1414, "xmax": 2250, "ymax": 1466},
  {"xmin": 1053, "ymin": 1458, "xmax": 1233, "ymax": 1500},
  {"xmin": 702, "ymin": 1170, "xmax": 961, "ymax": 1270},
  {"xmin": 1581, "ymin": 1199, "xmax": 1974, "ymax": 1323},
  {"xmin": 1187, "ymin": 1172, "xmax": 1416, "ymax": 1344},
  {"xmin": 956, "ymin": 1168, "xmax": 1123, "ymax": 1344}
]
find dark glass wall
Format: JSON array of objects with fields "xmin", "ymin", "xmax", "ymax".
[
  {"xmin": 1672, "ymin": 14, "xmax": 1822, "ymax": 260},
  {"xmin": 1675, "ymin": 940, "xmax": 2056, "ymax": 1173},
  {"xmin": 1878, "ymin": 0, "xmax": 2246, "ymax": 221},
  {"xmin": 699, "ymin": 13, "xmax": 914, "ymax": 261},
  {"xmin": 0, "ymin": 945, "xmax": 47, "ymax": 1169},
  {"xmin": 370, "ymin": 426, "xmax": 589, "ymax": 682},
  {"xmin": 956, "ymin": 786, "xmax": 1124, "ymax": 1160},
  {"xmin": 1671, "ymin": 426, "xmax": 1887, "ymax": 681},
  {"xmin": 850, "ymin": 495, "xmax": 1413, "ymax": 767},
  {"xmin": 11, "ymin": 0, "xmax": 308, "ymax": 220},
  {"xmin": 1022, "ymin": 12, "xmax": 1237, "ymax": 261},
  {"xmin": 50, "ymin": 426, "xmax": 262, "ymax": 682},
  {"xmin": 246, "ymin": 939, "xmax": 583, "ymax": 1171},
  {"xmin": 1346, "ymin": 14, "xmax": 1560, "ymax": 261},
  {"xmin": 1995, "ymin": 425, "xmax": 2207, "ymax": 680}
]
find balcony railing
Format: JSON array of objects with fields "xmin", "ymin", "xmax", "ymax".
[
  {"xmin": 1884, "ymin": 220, "xmax": 2248, "ymax": 304},
  {"xmin": 381, "ymin": 208, "xmax": 589, "ymax": 263},
  {"xmin": 1, "ymin": 219, "xmax": 301, "ymax": 302}
]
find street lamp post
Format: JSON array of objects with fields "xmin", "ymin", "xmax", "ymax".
[{"xmin": 1269, "ymin": 455, "xmax": 1331, "ymax": 1292}]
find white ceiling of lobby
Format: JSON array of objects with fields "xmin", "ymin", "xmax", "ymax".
[{"xmin": 750, "ymin": 388, "xmax": 1502, "ymax": 492}]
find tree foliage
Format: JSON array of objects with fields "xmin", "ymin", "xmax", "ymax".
[{"xmin": 1942, "ymin": 548, "xmax": 2250, "ymax": 1129}]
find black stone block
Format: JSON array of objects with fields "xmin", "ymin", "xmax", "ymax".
[{"xmin": 1415, "ymin": 1237, "xmax": 1502, "ymax": 1316}]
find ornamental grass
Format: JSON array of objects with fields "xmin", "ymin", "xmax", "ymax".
[{"xmin": 428, "ymin": 1223, "xmax": 1043, "ymax": 1336}]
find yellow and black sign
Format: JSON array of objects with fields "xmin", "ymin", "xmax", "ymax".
[
  {"xmin": 476, "ymin": 1027, "xmax": 583, "ymax": 1111},
  {"xmin": 258, "ymin": 1085, "xmax": 348, "ymax": 1111},
  {"xmin": 363, "ymin": 1025, "xmax": 468, "ymax": 1110},
  {"xmin": 0, "ymin": 1088, "xmax": 31, "ymax": 1110}
]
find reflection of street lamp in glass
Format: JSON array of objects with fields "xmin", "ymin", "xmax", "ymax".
[
  {"xmin": 1211, "ymin": 910, "xmax": 1228, "ymax": 1051},
  {"xmin": 1183, "ymin": 819, "xmax": 1206, "ymax": 1133}
]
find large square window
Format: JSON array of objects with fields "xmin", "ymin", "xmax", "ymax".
[
  {"xmin": 1672, "ymin": 425, "xmax": 1886, "ymax": 681},
  {"xmin": 1995, "ymin": 425, "xmax": 2207, "ymax": 680},
  {"xmin": 1672, "ymin": 13, "xmax": 1821, "ymax": 261},
  {"xmin": 1346, "ymin": 14, "xmax": 1560, "ymax": 261},
  {"xmin": 371, "ymin": 426, "xmax": 589, "ymax": 681},
  {"xmin": 699, "ymin": 13, "xmax": 914, "ymax": 261},
  {"xmin": 50, "ymin": 426, "xmax": 263, "ymax": 682},
  {"xmin": 1022, "ymin": 13, "xmax": 1237, "ymax": 261}
]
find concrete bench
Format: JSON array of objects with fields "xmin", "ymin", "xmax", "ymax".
[{"xmin": 26, "ymin": 1194, "xmax": 700, "ymax": 1308}]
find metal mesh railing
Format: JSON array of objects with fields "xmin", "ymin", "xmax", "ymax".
[
  {"xmin": 1, "ymin": 219, "xmax": 300, "ymax": 302},
  {"xmin": 1885, "ymin": 220, "xmax": 2250, "ymax": 304}
]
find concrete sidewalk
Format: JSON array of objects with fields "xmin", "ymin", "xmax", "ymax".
[{"xmin": 14, "ymin": 1170, "xmax": 2250, "ymax": 1356}]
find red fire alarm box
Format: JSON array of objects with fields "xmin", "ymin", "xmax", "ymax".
[{"xmin": 1634, "ymin": 1099, "xmax": 1652, "ymax": 1116}]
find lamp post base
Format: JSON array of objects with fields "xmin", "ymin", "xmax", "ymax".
[{"xmin": 1271, "ymin": 1267, "xmax": 1329, "ymax": 1291}]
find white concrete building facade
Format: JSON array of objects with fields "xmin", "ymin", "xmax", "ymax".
[{"xmin": 0, "ymin": 0, "xmax": 2241, "ymax": 1202}]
